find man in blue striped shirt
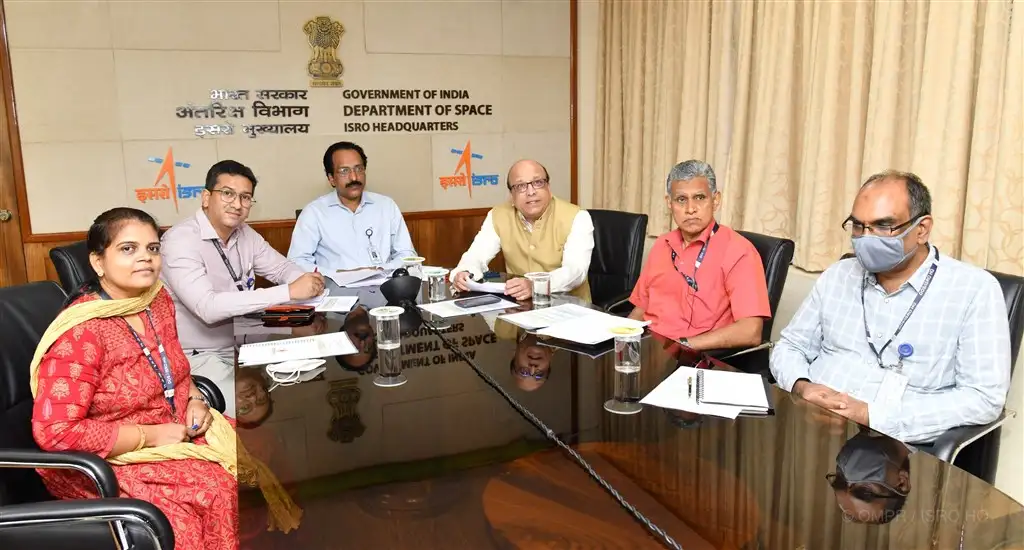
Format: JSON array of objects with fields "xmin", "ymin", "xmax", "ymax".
[{"xmin": 288, "ymin": 141, "xmax": 417, "ymax": 272}]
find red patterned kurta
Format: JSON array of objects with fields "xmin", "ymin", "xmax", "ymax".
[{"xmin": 32, "ymin": 289, "xmax": 238, "ymax": 550}]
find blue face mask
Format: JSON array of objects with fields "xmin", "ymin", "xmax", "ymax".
[{"xmin": 851, "ymin": 218, "xmax": 922, "ymax": 273}]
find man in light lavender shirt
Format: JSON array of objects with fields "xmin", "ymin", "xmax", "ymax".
[{"xmin": 161, "ymin": 160, "xmax": 325, "ymax": 416}]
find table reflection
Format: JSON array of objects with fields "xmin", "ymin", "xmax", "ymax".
[{"xmin": 828, "ymin": 427, "xmax": 913, "ymax": 525}]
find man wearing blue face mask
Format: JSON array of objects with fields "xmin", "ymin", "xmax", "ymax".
[{"xmin": 770, "ymin": 170, "xmax": 1011, "ymax": 445}]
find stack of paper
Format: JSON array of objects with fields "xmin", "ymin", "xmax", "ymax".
[
  {"xmin": 640, "ymin": 366, "xmax": 770, "ymax": 419},
  {"xmin": 316, "ymin": 296, "xmax": 359, "ymax": 313},
  {"xmin": 238, "ymin": 331, "xmax": 358, "ymax": 365},
  {"xmin": 326, "ymin": 268, "xmax": 388, "ymax": 288},
  {"xmin": 497, "ymin": 304, "xmax": 648, "ymax": 345}
]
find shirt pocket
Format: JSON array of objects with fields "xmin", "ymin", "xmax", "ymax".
[{"xmin": 899, "ymin": 339, "xmax": 955, "ymax": 389}]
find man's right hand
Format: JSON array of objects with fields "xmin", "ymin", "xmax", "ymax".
[
  {"xmin": 794, "ymin": 380, "xmax": 848, "ymax": 410},
  {"xmin": 453, "ymin": 271, "xmax": 472, "ymax": 292},
  {"xmin": 143, "ymin": 423, "xmax": 188, "ymax": 447},
  {"xmin": 289, "ymin": 272, "xmax": 326, "ymax": 300}
]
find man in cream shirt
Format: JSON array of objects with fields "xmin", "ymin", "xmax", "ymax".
[{"xmin": 451, "ymin": 159, "xmax": 594, "ymax": 301}]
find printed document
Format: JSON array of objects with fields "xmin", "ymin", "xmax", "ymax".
[{"xmin": 238, "ymin": 331, "xmax": 358, "ymax": 365}]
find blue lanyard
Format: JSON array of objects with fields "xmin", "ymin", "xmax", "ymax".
[
  {"xmin": 669, "ymin": 223, "xmax": 718, "ymax": 291},
  {"xmin": 98, "ymin": 291, "xmax": 176, "ymax": 412},
  {"xmin": 861, "ymin": 247, "xmax": 939, "ymax": 369}
]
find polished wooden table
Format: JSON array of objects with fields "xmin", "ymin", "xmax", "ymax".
[{"xmin": 234, "ymin": 285, "xmax": 1024, "ymax": 550}]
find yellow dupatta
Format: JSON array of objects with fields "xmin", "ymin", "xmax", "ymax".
[{"xmin": 29, "ymin": 281, "xmax": 302, "ymax": 533}]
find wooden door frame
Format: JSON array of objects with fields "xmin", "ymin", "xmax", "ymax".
[{"xmin": 0, "ymin": 0, "xmax": 27, "ymax": 285}]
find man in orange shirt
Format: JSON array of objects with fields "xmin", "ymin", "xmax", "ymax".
[{"xmin": 628, "ymin": 160, "xmax": 770, "ymax": 350}]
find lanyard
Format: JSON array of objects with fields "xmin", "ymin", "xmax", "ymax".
[
  {"xmin": 211, "ymin": 239, "xmax": 248, "ymax": 291},
  {"xmin": 861, "ymin": 247, "xmax": 939, "ymax": 369},
  {"xmin": 670, "ymin": 223, "xmax": 719, "ymax": 291},
  {"xmin": 98, "ymin": 291, "xmax": 176, "ymax": 412}
]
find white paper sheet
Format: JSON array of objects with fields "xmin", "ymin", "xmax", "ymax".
[
  {"xmin": 342, "ymin": 274, "xmax": 389, "ymax": 288},
  {"xmin": 533, "ymin": 311, "xmax": 649, "ymax": 345},
  {"xmin": 640, "ymin": 366, "xmax": 744, "ymax": 419},
  {"xmin": 315, "ymin": 296, "xmax": 359, "ymax": 313},
  {"xmin": 498, "ymin": 303, "xmax": 600, "ymax": 330},
  {"xmin": 418, "ymin": 297, "xmax": 519, "ymax": 318},
  {"xmin": 465, "ymin": 280, "xmax": 507, "ymax": 294},
  {"xmin": 286, "ymin": 288, "xmax": 329, "ymax": 307},
  {"xmin": 326, "ymin": 268, "xmax": 386, "ymax": 287},
  {"xmin": 238, "ymin": 331, "xmax": 358, "ymax": 365}
]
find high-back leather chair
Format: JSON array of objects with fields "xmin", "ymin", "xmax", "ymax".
[
  {"xmin": 709, "ymin": 231, "xmax": 795, "ymax": 373},
  {"xmin": 586, "ymin": 210, "xmax": 648, "ymax": 314},
  {"xmin": 0, "ymin": 282, "xmax": 174, "ymax": 549},
  {"xmin": 48, "ymin": 241, "xmax": 92, "ymax": 293},
  {"xmin": 838, "ymin": 252, "xmax": 1023, "ymax": 483}
]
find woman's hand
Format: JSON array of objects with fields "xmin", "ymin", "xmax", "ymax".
[
  {"xmin": 144, "ymin": 423, "xmax": 188, "ymax": 447},
  {"xmin": 186, "ymin": 397, "xmax": 213, "ymax": 438}
]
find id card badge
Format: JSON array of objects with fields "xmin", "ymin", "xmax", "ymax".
[
  {"xmin": 367, "ymin": 243, "xmax": 383, "ymax": 266},
  {"xmin": 876, "ymin": 368, "xmax": 909, "ymax": 405}
]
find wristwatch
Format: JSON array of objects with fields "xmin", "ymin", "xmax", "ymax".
[
  {"xmin": 188, "ymin": 394, "xmax": 209, "ymax": 406},
  {"xmin": 678, "ymin": 338, "xmax": 691, "ymax": 348}
]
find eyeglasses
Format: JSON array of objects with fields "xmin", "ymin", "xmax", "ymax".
[
  {"xmin": 510, "ymin": 178, "xmax": 549, "ymax": 194},
  {"xmin": 825, "ymin": 472, "xmax": 906, "ymax": 501},
  {"xmin": 212, "ymin": 188, "xmax": 255, "ymax": 206},
  {"xmin": 334, "ymin": 166, "xmax": 366, "ymax": 179},
  {"xmin": 513, "ymin": 365, "xmax": 547, "ymax": 380},
  {"xmin": 842, "ymin": 214, "xmax": 923, "ymax": 237}
]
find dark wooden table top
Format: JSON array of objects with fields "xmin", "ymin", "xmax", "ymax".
[{"xmin": 234, "ymin": 284, "xmax": 1024, "ymax": 550}]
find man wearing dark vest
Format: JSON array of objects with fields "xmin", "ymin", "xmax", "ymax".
[{"xmin": 451, "ymin": 159, "xmax": 593, "ymax": 301}]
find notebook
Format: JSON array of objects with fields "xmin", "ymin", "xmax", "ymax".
[
  {"xmin": 237, "ymin": 332, "xmax": 358, "ymax": 366},
  {"xmin": 696, "ymin": 369, "xmax": 772, "ymax": 416}
]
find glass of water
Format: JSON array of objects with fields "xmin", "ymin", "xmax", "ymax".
[
  {"xmin": 524, "ymin": 272, "xmax": 551, "ymax": 305},
  {"xmin": 422, "ymin": 267, "xmax": 450, "ymax": 302},
  {"xmin": 604, "ymin": 326, "xmax": 643, "ymax": 414},
  {"xmin": 402, "ymin": 256, "xmax": 425, "ymax": 279},
  {"xmin": 369, "ymin": 306, "xmax": 406, "ymax": 387}
]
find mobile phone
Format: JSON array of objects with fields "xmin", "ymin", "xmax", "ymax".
[{"xmin": 454, "ymin": 295, "xmax": 501, "ymax": 308}]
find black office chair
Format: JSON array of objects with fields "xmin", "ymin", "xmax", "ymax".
[
  {"xmin": 48, "ymin": 241, "xmax": 92, "ymax": 293},
  {"xmin": 706, "ymin": 231, "xmax": 795, "ymax": 373},
  {"xmin": 295, "ymin": 209, "xmax": 302, "ymax": 218},
  {"xmin": 837, "ymin": 252, "xmax": 1023, "ymax": 483},
  {"xmin": 586, "ymin": 209, "xmax": 648, "ymax": 314},
  {"xmin": 45, "ymin": 244, "xmax": 227, "ymax": 412},
  {"xmin": 0, "ymin": 282, "xmax": 174, "ymax": 550}
]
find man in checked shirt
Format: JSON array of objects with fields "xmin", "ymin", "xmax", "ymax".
[{"xmin": 770, "ymin": 170, "xmax": 1011, "ymax": 445}]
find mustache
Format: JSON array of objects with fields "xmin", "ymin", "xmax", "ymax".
[{"xmin": 345, "ymin": 180, "xmax": 364, "ymax": 188}]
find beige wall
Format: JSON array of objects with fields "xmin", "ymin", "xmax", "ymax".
[{"xmin": 6, "ymin": 0, "xmax": 571, "ymax": 233}]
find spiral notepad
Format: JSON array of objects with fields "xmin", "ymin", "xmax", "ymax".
[
  {"xmin": 696, "ymin": 369, "xmax": 771, "ymax": 415},
  {"xmin": 238, "ymin": 332, "xmax": 357, "ymax": 365}
]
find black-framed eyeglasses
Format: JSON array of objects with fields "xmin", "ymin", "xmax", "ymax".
[
  {"xmin": 825, "ymin": 472, "xmax": 906, "ymax": 501},
  {"xmin": 509, "ymin": 178, "xmax": 549, "ymax": 194},
  {"xmin": 513, "ymin": 365, "xmax": 547, "ymax": 380},
  {"xmin": 841, "ymin": 214, "xmax": 923, "ymax": 237},
  {"xmin": 211, "ymin": 188, "xmax": 255, "ymax": 206},
  {"xmin": 334, "ymin": 165, "xmax": 366, "ymax": 179}
]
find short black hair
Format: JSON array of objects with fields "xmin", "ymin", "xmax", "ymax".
[
  {"xmin": 862, "ymin": 170, "xmax": 931, "ymax": 219},
  {"xmin": 323, "ymin": 141, "xmax": 368, "ymax": 176},
  {"xmin": 205, "ymin": 160, "xmax": 258, "ymax": 193},
  {"xmin": 506, "ymin": 161, "xmax": 550, "ymax": 190}
]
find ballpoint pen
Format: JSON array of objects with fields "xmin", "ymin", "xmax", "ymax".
[{"xmin": 688, "ymin": 376, "xmax": 693, "ymax": 398}]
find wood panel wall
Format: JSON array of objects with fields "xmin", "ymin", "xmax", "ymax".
[{"xmin": 23, "ymin": 210, "xmax": 505, "ymax": 284}]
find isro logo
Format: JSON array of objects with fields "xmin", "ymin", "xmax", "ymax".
[
  {"xmin": 132, "ymin": 147, "xmax": 203, "ymax": 212},
  {"xmin": 437, "ymin": 140, "xmax": 499, "ymax": 197}
]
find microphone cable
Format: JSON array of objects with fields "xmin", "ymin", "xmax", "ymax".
[{"xmin": 416, "ymin": 312, "xmax": 683, "ymax": 550}]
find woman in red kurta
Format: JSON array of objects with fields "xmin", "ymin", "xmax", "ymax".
[{"xmin": 31, "ymin": 208, "xmax": 238, "ymax": 550}]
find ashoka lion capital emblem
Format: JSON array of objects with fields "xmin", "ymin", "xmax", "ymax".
[{"xmin": 304, "ymin": 16, "xmax": 344, "ymax": 88}]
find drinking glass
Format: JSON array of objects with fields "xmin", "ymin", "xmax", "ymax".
[
  {"xmin": 612, "ymin": 327, "xmax": 643, "ymax": 373},
  {"xmin": 524, "ymin": 272, "xmax": 551, "ymax": 305},
  {"xmin": 422, "ymin": 267, "xmax": 450, "ymax": 302},
  {"xmin": 369, "ymin": 306, "xmax": 406, "ymax": 387}
]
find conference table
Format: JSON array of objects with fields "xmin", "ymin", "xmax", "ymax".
[{"xmin": 233, "ymin": 281, "xmax": 1024, "ymax": 550}]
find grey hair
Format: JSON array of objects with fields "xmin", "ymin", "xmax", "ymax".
[
  {"xmin": 862, "ymin": 170, "xmax": 932, "ymax": 218},
  {"xmin": 666, "ymin": 160, "xmax": 717, "ymax": 195}
]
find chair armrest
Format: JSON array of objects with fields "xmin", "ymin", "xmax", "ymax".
[
  {"xmin": 192, "ymin": 375, "xmax": 226, "ymax": 413},
  {"xmin": 594, "ymin": 291, "xmax": 633, "ymax": 314},
  {"xmin": 0, "ymin": 498, "xmax": 175, "ymax": 550},
  {"xmin": 704, "ymin": 342, "xmax": 773, "ymax": 361},
  {"xmin": 0, "ymin": 449, "xmax": 118, "ymax": 498},
  {"xmin": 929, "ymin": 410, "xmax": 1015, "ymax": 463}
]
